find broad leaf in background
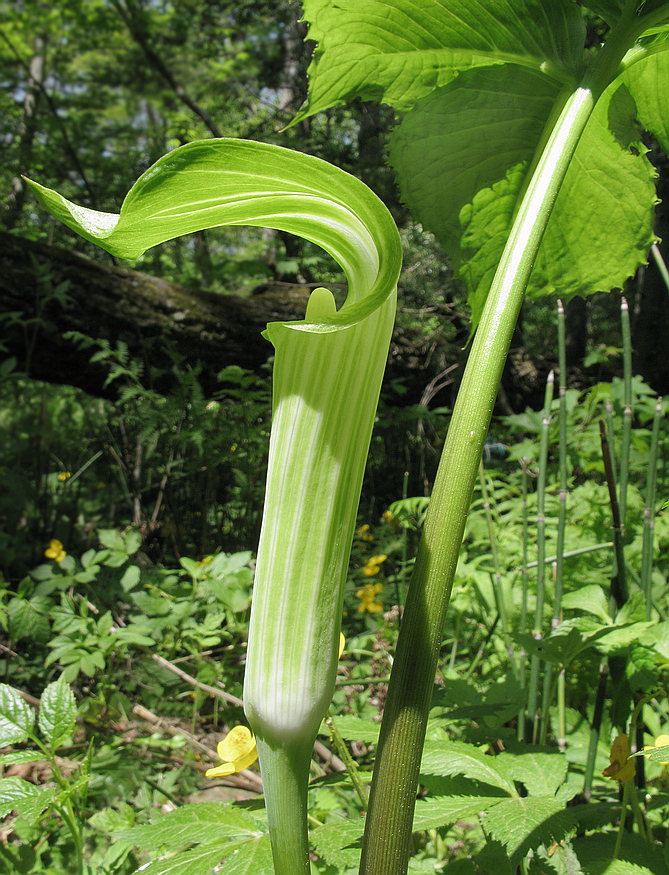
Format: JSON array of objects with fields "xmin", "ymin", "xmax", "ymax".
[
  {"xmin": 294, "ymin": 0, "xmax": 584, "ymax": 119},
  {"xmin": 297, "ymin": 0, "xmax": 669, "ymax": 326},
  {"xmin": 0, "ymin": 683, "xmax": 34, "ymax": 745},
  {"xmin": 38, "ymin": 677, "xmax": 76, "ymax": 750},
  {"xmin": 481, "ymin": 796, "xmax": 576, "ymax": 871},
  {"xmin": 587, "ymin": 1, "xmax": 626, "ymax": 26}
]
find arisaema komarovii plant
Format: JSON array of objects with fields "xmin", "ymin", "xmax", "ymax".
[
  {"xmin": 288, "ymin": 1, "xmax": 668, "ymax": 873},
  {"xmin": 25, "ymin": 0, "xmax": 669, "ymax": 871},
  {"xmin": 25, "ymin": 138, "xmax": 402, "ymax": 874}
]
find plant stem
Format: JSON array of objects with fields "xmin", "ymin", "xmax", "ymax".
[
  {"xmin": 641, "ymin": 397, "xmax": 663, "ymax": 620},
  {"xmin": 518, "ymin": 458, "xmax": 530, "ymax": 740},
  {"xmin": 599, "ymin": 418, "xmax": 629, "ymax": 610},
  {"xmin": 256, "ymin": 737, "xmax": 312, "ymax": 875},
  {"xmin": 359, "ymin": 11, "xmax": 644, "ymax": 873},
  {"xmin": 554, "ymin": 300, "xmax": 568, "ymax": 616},
  {"xmin": 528, "ymin": 371, "xmax": 554, "ymax": 743},
  {"xmin": 619, "ymin": 298, "xmax": 632, "ymax": 530},
  {"xmin": 327, "ymin": 712, "xmax": 369, "ymax": 811}
]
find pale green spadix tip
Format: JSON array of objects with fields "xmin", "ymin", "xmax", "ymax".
[{"xmin": 305, "ymin": 287, "xmax": 337, "ymax": 320}]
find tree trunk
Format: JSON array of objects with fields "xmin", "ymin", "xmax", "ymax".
[
  {"xmin": 0, "ymin": 231, "xmax": 310, "ymax": 398},
  {"xmin": 3, "ymin": 35, "xmax": 47, "ymax": 230}
]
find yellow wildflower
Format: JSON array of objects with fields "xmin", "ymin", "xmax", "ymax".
[
  {"xmin": 602, "ymin": 733, "xmax": 635, "ymax": 783},
  {"xmin": 338, "ymin": 633, "xmax": 345, "ymax": 658},
  {"xmin": 205, "ymin": 726, "xmax": 257, "ymax": 778},
  {"xmin": 357, "ymin": 582, "xmax": 383, "ymax": 614},
  {"xmin": 57, "ymin": 472, "xmax": 72, "ymax": 481},
  {"xmin": 362, "ymin": 554, "xmax": 387, "ymax": 577},
  {"xmin": 356, "ymin": 523, "xmax": 374, "ymax": 542},
  {"xmin": 197, "ymin": 556, "xmax": 213, "ymax": 567},
  {"xmin": 643, "ymin": 733, "xmax": 669, "ymax": 766},
  {"xmin": 45, "ymin": 539, "xmax": 67, "ymax": 563}
]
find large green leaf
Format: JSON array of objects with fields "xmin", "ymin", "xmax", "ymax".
[
  {"xmin": 585, "ymin": 1, "xmax": 626, "ymax": 27},
  {"xmin": 390, "ymin": 67, "xmax": 657, "ymax": 324},
  {"xmin": 119, "ymin": 803, "xmax": 261, "ymax": 851},
  {"xmin": 388, "ymin": 65, "xmax": 560, "ymax": 266},
  {"xmin": 38, "ymin": 678, "xmax": 76, "ymax": 751},
  {"xmin": 295, "ymin": 0, "xmax": 584, "ymax": 120},
  {"xmin": 0, "ymin": 684, "xmax": 34, "ymax": 746},
  {"xmin": 420, "ymin": 739, "xmax": 516, "ymax": 795},
  {"xmin": 481, "ymin": 796, "xmax": 576, "ymax": 870},
  {"xmin": 412, "ymin": 795, "xmax": 505, "ymax": 831},
  {"xmin": 622, "ymin": 49, "xmax": 669, "ymax": 154},
  {"xmin": 131, "ymin": 840, "xmax": 233, "ymax": 875},
  {"xmin": 0, "ymin": 777, "xmax": 55, "ymax": 822}
]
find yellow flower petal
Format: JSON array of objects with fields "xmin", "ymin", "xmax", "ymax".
[
  {"xmin": 338, "ymin": 633, "xmax": 345, "ymax": 659},
  {"xmin": 45, "ymin": 540, "xmax": 67, "ymax": 562},
  {"xmin": 205, "ymin": 762, "xmax": 237, "ymax": 778},
  {"xmin": 208, "ymin": 725, "xmax": 258, "ymax": 776},
  {"xmin": 603, "ymin": 733, "xmax": 635, "ymax": 783}
]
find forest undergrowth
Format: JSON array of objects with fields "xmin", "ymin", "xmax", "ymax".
[{"xmin": 1, "ymin": 299, "xmax": 668, "ymax": 875}]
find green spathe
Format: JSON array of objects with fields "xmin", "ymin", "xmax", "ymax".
[{"xmin": 26, "ymin": 138, "xmax": 402, "ymax": 874}]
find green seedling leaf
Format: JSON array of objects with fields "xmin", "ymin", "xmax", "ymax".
[
  {"xmin": 120, "ymin": 564, "xmax": 141, "ymax": 592},
  {"xmin": 38, "ymin": 678, "xmax": 76, "ymax": 750},
  {"xmin": 295, "ymin": 0, "xmax": 584, "ymax": 120},
  {"xmin": 180, "ymin": 557, "xmax": 200, "ymax": 577},
  {"xmin": 412, "ymin": 795, "xmax": 504, "ymax": 831},
  {"xmin": 118, "ymin": 803, "xmax": 261, "ymax": 850},
  {"xmin": 213, "ymin": 835, "xmax": 274, "ymax": 875},
  {"xmin": 561, "ymin": 585, "xmax": 611, "ymax": 624},
  {"xmin": 0, "ymin": 751, "xmax": 48, "ymax": 765},
  {"xmin": 0, "ymin": 684, "xmax": 35, "ymax": 745},
  {"xmin": 0, "ymin": 777, "xmax": 55, "ymax": 821},
  {"xmin": 7, "ymin": 595, "xmax": 51, "ymax": 643},
  {"xmin": 131, "ymin": 839, "xmax": 232, "ymax": 875},
  {"xmin": 480, "ymin": 796, "xmax": 577, "ymax": 871},
  {"xmin": 115, "ymin": 626, "xmax": 156, "ymax": 647},
  {"xmin": 495, "ymin": 749, "xmax": 568, "ymax": 798},
  {"xmin": 311, "ymin": 819, "xmax": 364, "ymax": 869},
  {"xmin": 319, "ymin": 715, "xmax": 380, "ymax": 744},
  {"xmin": 420, "ymin": 739, "xmax": 516, "ymax": 795}
]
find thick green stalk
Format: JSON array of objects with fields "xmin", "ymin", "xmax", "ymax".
[
  {"xmin": 256, "ymin": 738, "xmax": 312, "ymax": 875},
  {"xmin": 359, "ymin": 10, "xmax": 644, "ymax": 874}
]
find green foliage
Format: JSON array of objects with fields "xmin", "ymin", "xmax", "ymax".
[
  {"xmin": 297, "ymin": 0, "xmax": 667, "ymax": 326},
  {"xmin": 4, "ymin": 1, "xmax": 669, "ymax": 874},
  {"xmin": 1, "ymin": 369, "xmax": 668, "ymax": 874},
  {"xmin": 0, "ymin": 358, "xmax": 270, "ymax": 574}
]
